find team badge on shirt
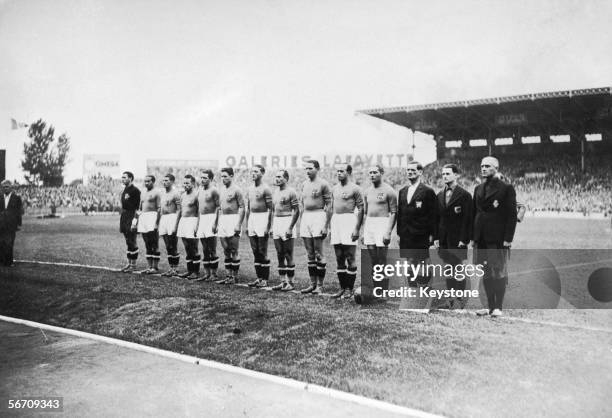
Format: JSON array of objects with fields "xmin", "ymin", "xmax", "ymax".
[
  {"xmin": 416, "ymin": 201, "xmax": 422, "ymax": 208},
  {"xmin": 341, "ymin": 192, "xmax": 349, "ymax": 199},
  {"xmin": 311, "ymin": 190, "xmax": 319, "ymax": 197},
  {"xmin": 124, "ymin": 193, "xmax": 130, "ymax": 199},
  {"xmin": 493, "ymin": 200, "xmax": 499, "ymax": 208},
  {"xmin": 454, "ymin": 206, "xmax": 462, "ymax": 214},
  {"xmin": 377, "ymin": 193, "xmax": 385, "ymax": 201}
]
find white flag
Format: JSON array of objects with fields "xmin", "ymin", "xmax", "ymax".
[{"xmin": 11, "ymin": 118, "xmax": 28, "ymax": 130}]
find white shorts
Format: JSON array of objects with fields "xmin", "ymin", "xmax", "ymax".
[
  {"xmin": 158, "ymin": 213, "xmax": 178, "ymax": 235},
  {"xmin": 196, "ymin": 213, "xmax": 217, "ymax": 238},
  {"xmin": 363, "ymin": 216, "xmax": 389, "ymax": 247},
  {"xmin": 137, "ymin": 211, "xmax": 158, "ymax": 233},
  {"xmin": 218, "ymin": 214, "xmax": 240, "ymax": 238},
  {"xmin": 272, "ymin": 216, "xmax": 296, "ymax": 241},
  {"xmin": 177, "ymin": 216, "xmax": 198, "ymax": 238},
  {"xmin": 299, "ymin": 210, "xmax": 326, "ymax": 238},
  {"xmin": 248, "ymin": 212, "xmax": 269, "ymax": 237},
  {"xmin": 331, "ymin": 213, "xmax": 357, "ymax": 245}
]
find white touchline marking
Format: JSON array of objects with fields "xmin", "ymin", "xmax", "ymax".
[
  {"xmin": 511, "ymin": 258, "xmax": 612, "ymax": 276},
  {"xmin": 17, "ymin": 259, "xmax": 122, "ymax": 272},
  {"xmin": 0, "ymin": 315, "xmax": 445, "ymax": 418}
]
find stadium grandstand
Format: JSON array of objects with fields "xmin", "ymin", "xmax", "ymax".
[{"xmin": 357, "ymin": 87, "xmax": 612, "ymax": 216}]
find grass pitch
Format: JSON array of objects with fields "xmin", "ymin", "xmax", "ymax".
[{"xmin": 1, "ymin": 214, "xmax": 612, "ymax": 417}]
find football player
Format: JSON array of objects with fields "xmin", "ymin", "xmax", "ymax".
[{"xmin": 330, "ymin": 164, "xmax": 364, "ymax": 299}]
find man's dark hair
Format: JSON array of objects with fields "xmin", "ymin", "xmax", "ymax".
[
  {"xmin": 443, "ymin": 163, "xmax": 460, "ymax": 174},
  {"xmin": 279, "ymin": 169, "xmax": 289, "ymax": 180},
  {"xmin": 123, "ymin": 171, "xmax": 134, "ymax": 180},
  {"xmin": 184, "ymin": 174, "xmax": 196, "ymax": 183},
  {"xmin": 201, "ymin": 169, "xmax": 214, "ymax": 181},
  {"xmin": 145, "ymin": 175, "xmax": 155, "ymax": 183},
  {"xmin": 306, "ymin": 160, "xmax": 320, "ymax": 170},
  {"xmin": 370, "ymin": 164, "xmax": 384, "ymax": 175},
  {"xmin": 253, "ymin": 164, "xmax": 265, "ymax": 175},
  {"xmin": 408, "ymin": 161, "xmax": 423, "ymax": 171},
  {"xmin": 164, "ymin": 173, "xmax": 175, "ymax": 182},
  {"xmin": 221, "ymin": 167, "xmax": 234, "ymax": 177}
]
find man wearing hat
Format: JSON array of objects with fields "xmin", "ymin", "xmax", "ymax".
[
  {"xmin": 472, "ymin": 156, "xmax": 517, "ymax": 317},
  {"xmin": 0, "ymin": 180, "xmax": 24, "ymax": 266}
]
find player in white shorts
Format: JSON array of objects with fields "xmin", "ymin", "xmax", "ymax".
[
  {"xmin": 299, "ymin": 160, "xmax": 332, "ymax": 295},
  {"xmin": 175, "ymin": 175, "xmax": 201, "ymax": 280},
  {"xmin": 159, "ymin": 174, "xmax": 181, "ymax": 276},
  {"xmin": 134, "ymin": 175, "xmax": 161, "ymax": 274},
  {"xmin": 215, "ymin": 167, "xmax": 245, "ymax": 284},
  {"xmin": 246, "ymin": 165, "xmax": 274, "ymax": 288},
  {"xmin": 195, "ymin": 169, "xmax": 220, "ymax": 282},
  {"xmin": 158, "ymin": 211, "xmax": 178, "ymax": 236},
  {"xmin": 270, "ymin": 170, "xmax": 300, "ymax": 291},
  {"xmin": 330, "ymin": 164, "xmax": 364, "ymax": 299},
  {"xmin": 363, "ymin": 165, "xmax": 398, "ymax": 297}
]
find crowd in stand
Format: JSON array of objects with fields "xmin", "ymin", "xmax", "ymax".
[
  {"xmin": 17, "ymin": 174, "xmax": 122, "ymax": 214},
  {"xmin": 11, "ymin": 152, "xmax": 612, "ymax": 216}
]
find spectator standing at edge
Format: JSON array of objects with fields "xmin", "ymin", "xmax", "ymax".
[{"xmin": 0, "ymin": 180, "xmax": 24, "ymax": 266}]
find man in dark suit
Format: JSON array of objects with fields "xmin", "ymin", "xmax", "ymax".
[
  {"xmin": 0, "ymin": 180, "xmax": 24, "ymax": 266},
  {"xmin": 433, "ymin": 164, "xmax": 472, "ymax": 308},
  {"xmin": 397, "ymin": 161, "xmax": 437, "ymax": 289},
  {"xmin": 472, "ymin": 156, "xmax": 517, "ymax": 317}
]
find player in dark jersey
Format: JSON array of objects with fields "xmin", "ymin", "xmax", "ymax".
[
  {"xmin": 270, "ymin": 169, "xmax": 300, "ymax": 291},
  {"xmin": 120, "ymin": 171, "xmax": 141, "ymax": 272}
]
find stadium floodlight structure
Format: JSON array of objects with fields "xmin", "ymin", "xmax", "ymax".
[{"xmin": 356, "ymin": 87, "xmax": 612, "ymax": 171}]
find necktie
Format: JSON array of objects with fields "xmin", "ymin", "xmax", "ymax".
[{"xmin": 445, "ymin": 187, "xmax": 452, "ymax": 205}]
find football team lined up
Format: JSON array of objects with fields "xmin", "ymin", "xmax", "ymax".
[{"xmin": 119, "ymin": 157, "xmax": 519, "ymax": 316}]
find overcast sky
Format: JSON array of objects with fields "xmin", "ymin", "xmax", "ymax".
[{"xmin": 2, "ymin": 0, "xmax": 611, "ymax": 181}]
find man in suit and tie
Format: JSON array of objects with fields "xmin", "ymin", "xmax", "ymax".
[
  {"xmin": 397, "ymin": 161, "xmax": 437, "ymax": 288},
  {"xmin": 433, "ymin": 164, "xmax": 472, "ymax": 308},
  {"xmin": 0, "ymin": 180, "xmax": 24, "ymax": 267},
  {"xmin": 472, "ymin": 156, "xmax": 517, "ymax": 317}
]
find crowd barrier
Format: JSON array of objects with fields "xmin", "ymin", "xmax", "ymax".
[{"xmin": 24, "ymin": 207, "xmax": 119, "ymax": 218}]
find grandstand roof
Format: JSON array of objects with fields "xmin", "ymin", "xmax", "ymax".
[{"xmin": 356, "ymin": 87, "xmax": 612, "ymax": 140}]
